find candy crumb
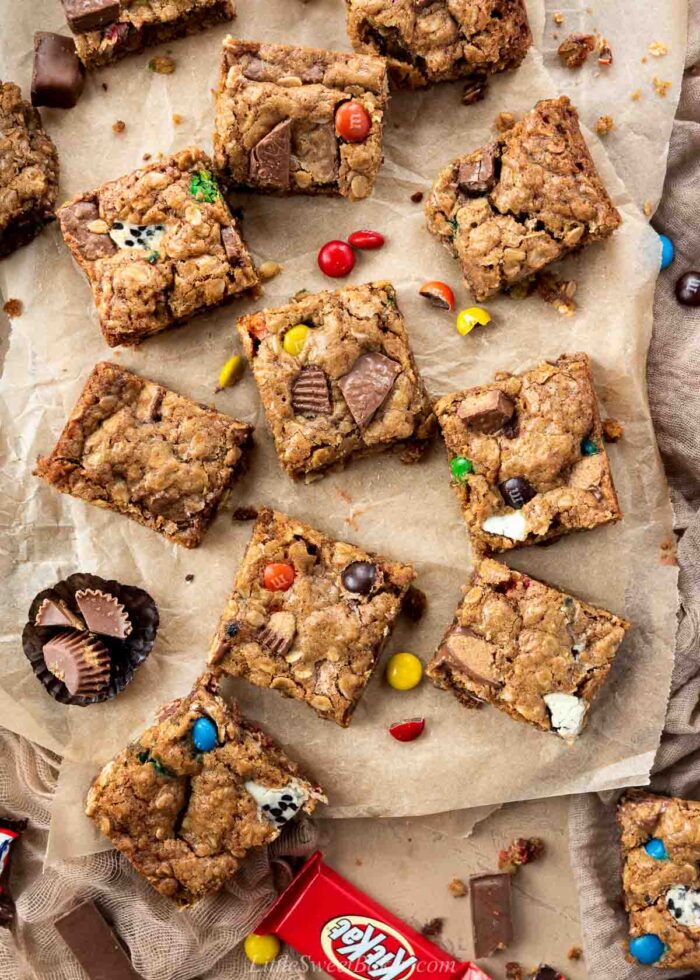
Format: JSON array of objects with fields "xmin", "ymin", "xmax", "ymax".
[
  {"xmin": 420, "ymin": 917, "xmax": 444, "ymax": 938},
  {"xmin": 567, "ymin": 946, "xmax": 583, "ymax": 961},
  {"xmin": 149, "ymin": 55, "xmax": 176, "ymax": 74},
  {"xmin": 498, "ymin": 836, "xmax": 545, "ymax": 873},
  {"xmin": 649, "ymin": 41, "xmax": 669, "ymax": 57},
  {"xmin": 258, "ymin": 260, "xmax": 282, "ymax": 281},
  {"xmin": 3, "ymin": 298, "xmax": 23, "ymax": 318},
  {"xmin": 448, "ymin": 877, "xmax": 468, "ymax": 897},
  {"xmin": 595, "ymin": 115, "xmax": 615, "ymax": 135},
  {"xmin": 112, "ymin": 120, "xmax": 126, "ymax": 134},
  {"xmin": 660, "ymin": 538, "xmax": 678, "ymax": 566},
  {"xmin": 506, "ymin": 965, "xmax": 524, "ymax": 980},
  {"xmin": 653, "ymin": 77, "xmax": 672, "ymax": 97},
  {"xmin": 602, "ymin": 418, "xmax": 624, "ymax": 442},
  {"xmin": 494, "ymin": 111, "xmax": 517, "ymax": 133},
  {"xmin": 172, "ymin": 113, "xmax": 184, "ymax": 125},
  {"xmin": 410, "ymin": 190, "xmax": 424, "ymax": 203}
]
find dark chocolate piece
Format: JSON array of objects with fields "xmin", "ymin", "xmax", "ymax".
[
  {"xmin": 458, "ymin": 390, "xmax": 514, "ymax": 434},
  {"xmin": 461, "ymin": 74, "xmax": 488, "ymax": 106},
  {"xmin": 0, "ymin": 815, "xmax": 27, "ymax": 930},
  {"xmin": 59, "ymin": 200, "xmax": 117, "ymax": 261},
  {"xmin": 469, "ymin": 872, "xmax": 514, "ymax": 958},
  {"xmin": 249, "ymin": 120, "xmax": 291, "ymax": 190},
  {"xmin": 292, "ymin": 365, "xmax": 332, "ymax": 415},
  {"xmin": 499, "ymin": 477, "xmax": 536, "ymax": 510},
  {"xmin": 220, "ymin": 226, "xmax": 241, "ymax": 264},
  {"xmin": 31, "ymin": 32, "xmax": 85, "ymax": 110},
  {"xmin": 338, "ymin": 352, "xmax": 401, "ymax": 429},
  {"xmin": 458, "ymin": 145, "xmax": 498, "ymax": 195},
  {"xmin": 438, "ymin": 627, "xmax": 500, "ymax": 687},
  {"xmin": 62, "ymin": 0, "xmax": 120, "ymax": 34},
  {"xmin": 35, "ymin": 596, "xmax": 84, "ymax": 630},
  {"xmin": 43, "ymin": 629, "xmax": 111, "ymax": 697},
  {"xmin": 55, "ymin": 900, "xmax": 144, "ymax": 979},
  {"xmin": 75, "ymin": 589, "xmax": 132, "ymax": 639},
  {"xmin": 676, "ymin": 271, "xmax": 700, "ymax": 307}
]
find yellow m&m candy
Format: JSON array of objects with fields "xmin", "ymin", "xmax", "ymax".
[
  {"xmin": 283, "ymin": 324, "xmax": 309, "ymax": 355},
  {"xmin": 456, "ymin": 307, "xmax": 492, "ymax": 336},
  {"xmin": 386, "ymin": 652, "xmax": 423, "ymax": 691},
  {"xmin": 244, "ymin": 933, "xmax": 281, "ymax": 965}
]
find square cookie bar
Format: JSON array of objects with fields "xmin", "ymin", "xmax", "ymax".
[
  {"xmin": 427, "ymin": 558, "xmax": 629, "ymax": 739},
  {"xmin": 237, "ymin": 281, "xmax": 434, "ymax": 478},
  {"xmin": 344, "ymin": 0, "xmax": 532, "ymax": 89},
  {"xmin": 425, "ymin": 96, "xmax": 621, "ymax": 301},
  {"xmin": 213, "ymin": 38, "xmax": 388, "ymax": 202},
  {"xmin": 60, "ymin": 0, "xmax": 236, "ymax": 70},
  {"xmin": 0, "ymin": 82, "xmax": 58, "ymax": 259},
  {"xmin": 434, "ymin": 352, "xmax": 621, "ymax": 552},
  {"xmin": 618, "ymin": 790, "xmax": 700, "ymax": 969},
  {"xmin": 208, "ymin": 508, "xmax": 415, "ymax": 726},
  {"xmin": 85, "ymin": 672, "xmax": 325, "ymax": 907},
  {"xmin": 58, "ymin": 147, "xmax": 258, "ymax": 347},
  {"xmin": 35, "ymin": 362, "xmax": 253, "ymax": 548}
]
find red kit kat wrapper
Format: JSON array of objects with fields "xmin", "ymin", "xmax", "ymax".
[{"xmin": 256, "ymin": 851, "xmax": 491, "ymax": 980}]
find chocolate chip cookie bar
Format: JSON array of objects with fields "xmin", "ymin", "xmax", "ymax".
[
  {"xmin": 618, "ymin": 790, "xmax": 700, "ymax": 969},
  {"xmin": 85, "ymin": 672, "xmax": 325, "ymax": 907},
  {"xmin": 58, "ymin": 147, "xmax": 258, "ymax": 347},
  {"xmin": 208, "ymin": 508, "xmax": 416, "ymax": 727},
  {"xmin": 344, "ymin": 0, "xmax": 532, "ymax": 89},
  {"xmin": 434, "ymin": 352, "xmax": 621, "ymax": 552},
  {"xmin": 425, "ymin": 97, "xmax": 622, "ymax": 301},
  {"xmin": 60, "ymin": 0, "xmax": 236, "ymax": 70},
  {"xmin": 213, "ymin": 38, "xmax": 388, "ymax": 202},
  {"xmin": 237, "ymin": 281, "xmax": 434, "ymax": 479},
  {"xmin": 35, "ymin": 362, "xmax": 253, "ymax": 548},
  {"xmin": 427, "ymin": 558, "xmax": 629, "ymax": 739},
  {"xmin": 0, "ymin": 82, "xmax": 58, "ymax": 259}
]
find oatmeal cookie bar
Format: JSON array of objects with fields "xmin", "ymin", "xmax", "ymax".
[
  {"xmin": 35, "ymin": 362, "xmax": 253, "ymax": 548},
  {"xmin": 0, "ymin": 82, "xmax": 58, "ymax": 259},
  {"xmin": 618, "ymin": 790, "xmax": 700, "ymax": 969},
  {"xmin": 58, "ymin": 146, "xmax": 258, "ymax": 347},
  {"xmin": 213, "ymin": 38, "xmax": 388, "ymax": 202},
  {"xmin": 425, "ymin": 96, "xmax": 622, "ymax": 300},
  {"xmin": 208, "ymin": 508, "xmax": 415, "ymax": 727},
  {"xmin": 344, "ymin": 0, "xmax": 532, "ymax": 89},
  {"xmin": 427, "ymin": 558, "xmax": 629, "ymax": 740},
  {"xmin": 86, "ymin": 672, "xmax": 325, "ymax": 906},
  {"xmin": 60, "ymin": 0, "xmax": 236, "ymax": 70},
  {"xmin": 434, "ymin": 352, "xmax": 621, "ymax": 552},
  {"xmin": 237, "ymin": 281, "xmax": 434, "ymax": 479}
]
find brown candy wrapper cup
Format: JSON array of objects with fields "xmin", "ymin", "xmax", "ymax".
[{"xmin": 22, "ymin": 573, "xmax": 158, "ymax": 706}]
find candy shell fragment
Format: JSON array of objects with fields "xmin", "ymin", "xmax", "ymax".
[
  {"xmin": 456, "ymin": 307, "xmax": 492, "ymax": 336},
  {"xmin": 218, "ymin": 355, "xmax": 244, "ymax": 389},
  {"xmin": 419, "ymin": 281, "xmax": 455, "ymax": 311},
  {"xmin": 389, "ymin": 718, "xmax": 426, "ymax": 742}
]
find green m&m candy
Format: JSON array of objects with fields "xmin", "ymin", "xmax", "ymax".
[{"xmin": 450, "ymin": 456, "xmax": 473, "ymax": 482}]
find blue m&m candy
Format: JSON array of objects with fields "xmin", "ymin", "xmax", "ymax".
[
  {"xmin": 644, "ymin": 837, "xmax": 669, "ymax": 861},
  {"xmin": 659, "ymin": 234, "xmax": 675, "ymax": 270},
  {"xmin": 630, "ymin": 934, "xmax": 666, "ymax": 965},
  {"xmin": 192, "ymin": 716, "xmax": 218, "ymax": 752}
]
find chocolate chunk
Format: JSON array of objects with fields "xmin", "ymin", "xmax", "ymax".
[
  {"xmin": 295, "ymin": 123, "xmax": 338, "ymax": 185},
  {"xmin": 59, "ymin": 200, "xmax": 118, "ymax": 262},
  {"xmin": 250, "ymin": 119, "xmax": 291, "ymax": 190},
  {"xmin": 301, "ymin": 62, "xmax": 325, "ymax": 84},
  {"xmin": 438, "ymin": 627, "xmax": 500, "ymax": 686},
  {"xmin": 499, "ymin": 477, "xmax": 536, "ymax": 509},
  {"xmin": 75, "ymin": 589, "xmax": 132, "ymax": 639},
  {"xmin": 241, "ymin": 56, "xmax": 268, "ymax": 81},
  {"xmin": 258, "ymin": 611, "xmax": 296, "ymax": 657},
  {"xmin": 338, "ymin": 352, "xmax": 401, "ymax": 429},
  {"xmin": 676, "ymin": 271, "xmax": 700, "ymax": 306},
  {"xmin": 462, "ymin": 73, "xmax": 488, "ymax": 106},
  {"xmin": 42, "ymin": 629, "xmax": 111, "ymax": 697},
  {"xmin": 458, "ymin": 144, "xmax": 499, "ymax": 195},
  {"xmin": 34, "ymin": 596, "xmax": 84, "ymax": 630},
  {"xmin": 31, "ymin": 32, "xmax": 85, "ymax": 110},
  {"xmin": 221, "ymin": 226, "xmax": 241, "ymax": 264},
  {"xmin": 458, "ymin": 390, "xmax": 515, "ymax": 434},
  {"xmin": 341, "ymin": 561, "xmax": 376, "ymax": 595},
  {"xmin": 55, "ymin": 900, "xmax": 144, "ymax": 979},
  {"xmin": 0, "ymin": 814, "xmax": 27, "ymax": 930},
  {"xmin": 469, "ymin": 872, "xmax": 514, "ymax": 958},
  {"xmin": 62, "ymin": 0, "xmax": 120, "ymax": 33},
  {"xmin": 292, "ymin": 365, "xmax": 332, "ymax": 415}
]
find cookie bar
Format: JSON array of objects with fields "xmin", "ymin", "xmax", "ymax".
[
  {"xmin": 213, "ymin": 38, "xmax": 388, "ymax": 202},
  {"xmin": 60, "ymin": 0, "xmax": 236, "ymax": 70},
  {"xmin": 434, "ymin": 352, "xmax": 621, "ymax": 552},
  {"xmin": 0, "ymin": 82, "xmax": 58, "ymax": 259},
  {"xmin": 427, "ymin": 558, "xmax": 629, "ymax": 740},
  {"xmin": 618, "ymin": 790, "xmax": 700, "ymax": 969},
  {"xmin": 425, "ymin": 96, "xmax": 621, "ymax": 300},
  {"xmin": 34, "ymin": 362, "xmax": 253, "ymax": 548},
  {"xmin": 344, "ymin": 0, "xmax": 532, "ymax": 89},
  {"xmin": 58, "ymin": 147, "xmax": 258, "ymax": 347},
  {"xmin": 237, "ymin": 281, "xmax": 434, "ymax": 478},
  {"xmin": 85, "ymin": 672, "xmax": 325, "ymax": 907},
  {"xmin": 208, "ymin": 508, "xmax": 415, "ymax": 727}
]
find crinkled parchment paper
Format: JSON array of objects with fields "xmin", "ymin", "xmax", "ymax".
[{"xmin": 0, "ymin": 0, "xmax": 686, "ymax": 861}]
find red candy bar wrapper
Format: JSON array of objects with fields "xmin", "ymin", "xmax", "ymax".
[
  {"xmin": 0, "ymin": 815, "xmax": 27, "ymax": 929},
  {"xmin": 256, "ymin": 851, "xmax": 491, "ymax": 980}
]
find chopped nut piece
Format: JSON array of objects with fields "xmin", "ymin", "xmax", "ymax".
[
  {"xmin": 649, "ymin": 41, "xmax": 669, "ymax": 57},
  {"xmin": 498, "ymin": 836, "xmax": 545, "ymax": 873},
  {"xmin": 595, "ymin": 114, "xmax": 615, "ymax": 135},
  {"xmin": 448, "ymin": 877, "xmax": 467, "ymax": 897},
  {"xmin": 567, "ymin": 946, "xmax": 583, "ymax": 961},
  {"xmin": 553, "ymin": 12, "xmax": 564, "ymax": 25},
  {"xmin": 558, "ymin": 33, "xmax": 596, "ymax": 68},
  {"xmin": 149, "ymin": 55, "xmax": 176, "ymax": 74},
  {"xmin": 653, "ymin": 77, "xmax": 672, "ymax": 97},
  {"xmin": 493, "ymin": 110, "xmax": 517, "ymax": 133},
  {"xmin": 421, "ymin": 917, "xmax": 444, "ymax": 938},
  {"xmin": 258, "ymin": 260, "xmax": 282, "ymax": 281},
  {"xmin": 112, "ymin": 120, "xmax": 126, "ymax": 134},
  {"xmin": 3, "ymin": 298, "xmax": 23, "ymax": 318},
  {"xmin": 602, "ymin": 418, "xmax": 623, "ymax": 442}
]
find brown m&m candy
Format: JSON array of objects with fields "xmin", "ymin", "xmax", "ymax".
[{"xmin": 676, "ymin": 271, "xmax": 700, "ymax": 307}]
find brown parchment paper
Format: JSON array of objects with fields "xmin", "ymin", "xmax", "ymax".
[{"xmin": 0, "ymin": 0, "xmax": 685, "ymax": 862}]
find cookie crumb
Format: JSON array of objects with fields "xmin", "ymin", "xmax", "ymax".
[
  {"xmin": 506, "ymin": 965, "xmax": 524, "ymax": 980},
  {"xmin": 3, "ymin": 298, "xmax": 23, "ymax": 318},
  {"xmin": 558, "ymin": 33, "xmax": 596, "ymax": 68},
  {"xmin": 112, "ymin": 120, "xmax": 126, "ymax": 134},
  {"xmin": 258, "ymin": 260, "xmax": 282, "ymax": 281},
  {"xmin": 421, "ymin": 917, "xmax": 444, "ymax": 938},
  {"xmin": 101, "ymin": 82, "xmax": 108, "ymax": 91},
  {"xmin": 498, "ymin": 836, "xmax": 545, "ymax": 873},
  {"xmin": 643, "ymin": 199, "xmax": 654, "ymax": 217},
  {"xmin": 630, "ymin": 89, "xmax": 643, "ymax": 101},
  {"xmin": 595, "ymin": 114, "xmax": 615, "ymax": 135},
  {"xmin": 553, "ymin": 11, "xmax": 564, "ymax": 24},
  {"xmin": 185, "ymin": 574, "xmax": 194, "ymax": 583},
  {"xmin": 172, "ymin": 113, "xmax": 184, "ymax": 125},
  {"xmin": 598, "ymin": 41, "xmax": 613, "ymax": 66},
  {"xmin": 493, "ymin": 111, "xmax": 517, "ymax": 133},
  {"xmin": 448, "ymin": 877, "xmax": 467, "ymax": 897},
  {"xmin": 536, "ymin": 273, "xmax": 577, "ymax": 316},
  {"xmin": 602, "ymin": 418, "xmax": 624, "ymax": 442},
  {"xmin": 410, "ymin": 190, "xmax": 424, "ymax": 203},
  {"xmin": 660, "ymin": 538, "xmax": 678, "ymax": 566},
  {"xmin": 149, "ymin": 55, "xmax": 176, "ymax": 74},
  {"xmin": 143, "ymin": 152, "xmax": 152, "ymax": 161},
  {"xmin": 567, "ymin": 946, "xmax": 583, "ymax": 961},
  {"xmin": 649, "ymin": 41, "xmax": 668, "ymax": 58},
  {"xmin": 231, "ymin": 507, "xmax": 259, "ymax": 522},
  {"xmin": 653, "ymin": 77, "xmax": 672, "ymax": 97}
]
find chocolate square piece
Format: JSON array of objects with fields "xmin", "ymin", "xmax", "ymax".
[
  {"xmin": 208, "ymin": 509, "xmax": 415, "ymax": 726},
  {"xmin": 214, "ymin": 38, "xmax": 388, "ymax": 201},
  {"xmin": 0, "ymin": 82, "xmax": 58, "ymax": 258},
  {"xmin": 55, "ymin": 900, "xmax": 143, "ymax": 980},
  {"xmin": 425, "ymin": 97, "xmax": 622, "ymax": 300},
  {"xmin": 344, "ymin": 0, "xmax": 532, "ymax": 89},
  {"xmin": 469, "ymin": 872, "xmax": 514, "ymax": 957},
  {"xmin": 618, "ymin": 790, "xmax": 700, "ymax": 969},
  {"xmin": 57, "ymin": 147, "xmax": 258, "ymax": 346},
  {"xmin": 434, "ymin": 353, "xmax": 622, "ymax": 552},
  {"xmin": 85, "ymin": 673, "xmax": 325, "ymax": 906},
  {"xmin": 31, "ymin": 33, "xmax": 86, "ymax": 109},
  {"xmin": 34, "ymin": 362, "xmax": 253, "ymax": 548},
  {"xmin": 427, "ymin": 558, "xmax": 629, "ymax": 739},
  {"xmin": 237, "ymin": 281, "xmax": 434, "ymax": 478},
  {"xmin": 62, "ymin": 0, "xmax": 120, "ymax": 34}
]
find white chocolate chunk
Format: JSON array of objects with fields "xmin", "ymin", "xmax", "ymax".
[
  {"xmin": 109, "ymin": 222, "xmax": 167, "ymax": 252},
  {"xmin": 665, "ymin": 886, "xmax": 700, "ymax": 928},
  {"xmin": 244, "ymin": 779, "xmax": 308, "ymax": 830},
  {"xmin": 543, "ymin": 692, "xmax": 587, "ymax": 738},
  {"xmin": 482, "ymin": 511, "xmax": 529, "ymax": 541}
]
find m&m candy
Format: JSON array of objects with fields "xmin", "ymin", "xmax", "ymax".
[
  {"xmin": 192, "ymin": 717, "xmax": 218, "ymax": 753},
  {"xmin": 244, "ymin": 933, "xmax": 281, "ymax": 964},
  {"xmin": 629, "ymin": 934, "xmax": 666, "ymax": 965},
  {"xmin": 283, "ymin": 324, "xmax": 309, "ymax": 356},
  {"xmin": 386, "ymin": 652, "xmax": 423, "ymax": 691},
  {"xmin": 263, "ymin": 563, "xmax": 296, "ymax": 592},
  {"xmin": 450, "ymin": 456, "xmax": 473, "ymax": 482},
  {"xmin": 456, "ymin": 306, "xmax": 492, "ymax": 336},
  {"xmin": 658, "ymin": 233, "xmax": 675, "ymax": 270},
  {"xmin": 644, "ymin": 837, "xmax": 669, "ymax": 861}
]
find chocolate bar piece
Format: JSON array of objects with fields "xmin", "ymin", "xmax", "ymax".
[
  {"xmin": 55, "ymin": 900, "xmax": 143, "ymax": 979},
  {"xmin": 62, "ymin": 0, "xmax": 120, "ymax": 34},
  {"xmin": 31, "ymin": 33, "xmax": 85, "ymax": 110},
  {"xmin": 0, "ymin": 814, "xmax": 27, "ymax": 929},
  {"xmin": 469, "ymin": 872, "xmax": 514, "ymax": 958}
]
